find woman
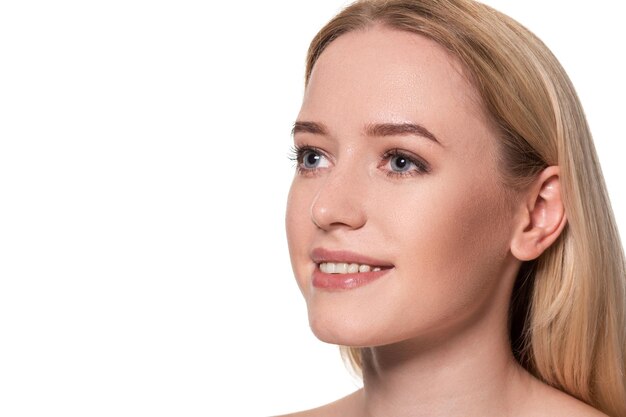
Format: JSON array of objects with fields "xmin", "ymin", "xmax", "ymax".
[{"xmin": 282, "ymin": 0, "xmax": 626, "ymax": 416}]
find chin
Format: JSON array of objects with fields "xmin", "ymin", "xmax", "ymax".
[{"xmin": 307, "ymin": 307, "xmax": 389, "ymax": 347}]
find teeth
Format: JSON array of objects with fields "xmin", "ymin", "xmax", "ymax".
[{"xmin": 319, "ymin": 262, "xmax": 387, "ymax": 274}]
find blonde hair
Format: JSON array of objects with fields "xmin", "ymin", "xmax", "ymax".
[{"xmin": 302, "ymin": 1, "xmax": 626, "ymax": 415}]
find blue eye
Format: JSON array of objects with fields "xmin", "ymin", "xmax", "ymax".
[
  {"xmin": 390, "ymin": 154, "xmax": 412, "ymax": 172},
  {"xmin": 302, "ymin": 149, "xmax": 323, "ymax": 169},
  {"xmin": 288, "ymin": 145, "xmax": 330, "ymax": 175},
  {"xmin": 288, "ymin": 145, "xmax": 429, "ymax": 178},
  {"xmin": 383, "ymin": 149, "xmax": 430, "ymax": 178}
]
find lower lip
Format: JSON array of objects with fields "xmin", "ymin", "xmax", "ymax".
[{"xmin": 312, "ymin": 266, "xmax": 392, "ymax": 290}]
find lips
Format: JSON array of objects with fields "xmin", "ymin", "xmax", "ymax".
[
  {"xmin": 310, "ymin": 247, "xmax": 394, "ymax": 268},
  {"xmin": 310, "ymin": 247, "xmax": 394, "ymax": 290}
]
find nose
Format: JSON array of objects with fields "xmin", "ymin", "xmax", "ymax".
[{"xmin": 310, "ymin": 164, "xmax": 368, "ymax": 231}]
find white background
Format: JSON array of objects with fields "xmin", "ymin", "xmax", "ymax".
[{"xmin": 0, "ymin": 1, "xmax": 623, "ymax": 416}]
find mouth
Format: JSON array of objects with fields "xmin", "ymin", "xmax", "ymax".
[
  {"xmin": 317, "ymin": 261, "xmax": 392, "ymax": 274},
  {"xmin": 310, "ymin": 248, "xmax": 394, "ymax": 290}
]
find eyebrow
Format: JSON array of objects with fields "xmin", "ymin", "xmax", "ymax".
[
  {"xmin": 292, "ymin": 121, "xmax": 443, "ymax": 146},
  {"xmin": 291, "ymin": 121, "xmax": 328, "ymax": 136}
]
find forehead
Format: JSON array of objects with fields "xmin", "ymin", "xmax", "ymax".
[{"xmin": 300, "ymin": 25, "xmax": 491, "ymax": 148}]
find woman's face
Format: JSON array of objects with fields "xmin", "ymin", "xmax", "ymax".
[{"xmin": 286, "ymin": 25, "xmax": 518, "ymax": 347}]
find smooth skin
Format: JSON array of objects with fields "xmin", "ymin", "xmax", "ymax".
[{"xmin": 282, "ymin": 25, "xmax": 607, "ymax": 417}]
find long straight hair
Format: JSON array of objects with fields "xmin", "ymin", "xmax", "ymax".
[{"xmin": 303, "ymin": 1, "xmax": 626, "ymax": 416}]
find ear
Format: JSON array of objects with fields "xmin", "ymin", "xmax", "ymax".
[{"xmin": 510, "ymin": 166, "xmax": 568, "ymax": 261}]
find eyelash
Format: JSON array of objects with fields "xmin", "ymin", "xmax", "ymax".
[
  {"xmin": 381, "ymin": 148, "xmax": 431, "ymax": 178},
  {"xmin": 288, "ymin": 144, "xmax": 431, "ymax": 178}
]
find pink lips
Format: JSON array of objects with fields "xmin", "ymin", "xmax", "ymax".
[{"xmin": 310, "ymin": 248, "xmax": 394, "ymax": 290}]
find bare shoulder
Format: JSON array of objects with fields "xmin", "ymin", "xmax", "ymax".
[
  {"xmin": 523, "ymin": 379, "xmax": 609, "ymax": 417},
  {"xmin": 271, "ymin": 383, "xmax": 608, "ymax": 417},
  {"xmin": 270, "ymin": 389, "xmax": 362, "ymax": 417},
  {"xmin": 270, "ymin": 406, "xmax": 326, "ymax": 417}
]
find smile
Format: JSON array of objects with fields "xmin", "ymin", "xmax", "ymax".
[
  {"xmin": 312, "ymin": 264, "xmax": 393, "ymax": 290},
  {"xmin": 318, "ymin": 262, "xmax": 384, "ymax": 274},
  {"xmin": 310, "ymin": 248, "xmax": 394, "ymax": 290}
]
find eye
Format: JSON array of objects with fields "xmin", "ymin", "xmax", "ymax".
[
  {"xmin": 288, "ymin": 144, "xmax": 330, "ymax": 175},
  {"xmin": 302, "ymin": 149, "xmax": 325, "ymax": 169},
  {"xmin": 390, "ymin": 154, "xmax": 412, "ymax": 172},
  {"xmin": 382, "ymin": 149, "xmax": 430, "ymax": 178}
]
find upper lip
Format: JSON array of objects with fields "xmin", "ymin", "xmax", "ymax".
[{"xmin": 310, "ymin": 247, "xmax": 394, "ymax": 267}]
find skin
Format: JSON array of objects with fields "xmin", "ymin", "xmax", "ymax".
[{"xmin": 281, "ymin": 25, "xmax": 606, "ymax": 417}]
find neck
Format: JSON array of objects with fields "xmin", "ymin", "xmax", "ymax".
[{"xmin": 356, "ymin": 312, "xmax": 535, "ymax": 417}]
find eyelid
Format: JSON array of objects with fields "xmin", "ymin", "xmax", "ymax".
[
  {"xmin": 288, "ymin": 144, "xmax": 332, "ymax": 175},
  {"xmin": 380, "ymin": 148, "xmax": 431, "ymax": 176},
  {"xmin": 288, "ymin": 144, "xmax": 430, "ymax": 177}
]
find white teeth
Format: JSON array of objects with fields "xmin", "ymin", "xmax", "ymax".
[{"xmin": 319, "ymin": 262, "xmax": 386, "ymax": 274}]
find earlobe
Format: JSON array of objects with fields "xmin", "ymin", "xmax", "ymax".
[{"xmin": 510, "ymin": 166, "xmax": 568, "ymax": 261}]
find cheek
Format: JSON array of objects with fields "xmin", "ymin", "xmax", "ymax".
[
  {"xmin": 285, "ymin": 180, "xmax": 315, "ymax": 292},
  {"xmin": 416, "ymin": 176, "xmax": 507, "ymax": 266},
  {"xmin": 379, "ymin": 173, "xmax": 511, "ymax": 335},
  {"xmin": 285, "ymin": 179, "xmax": 314, "ymax": 245}
]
